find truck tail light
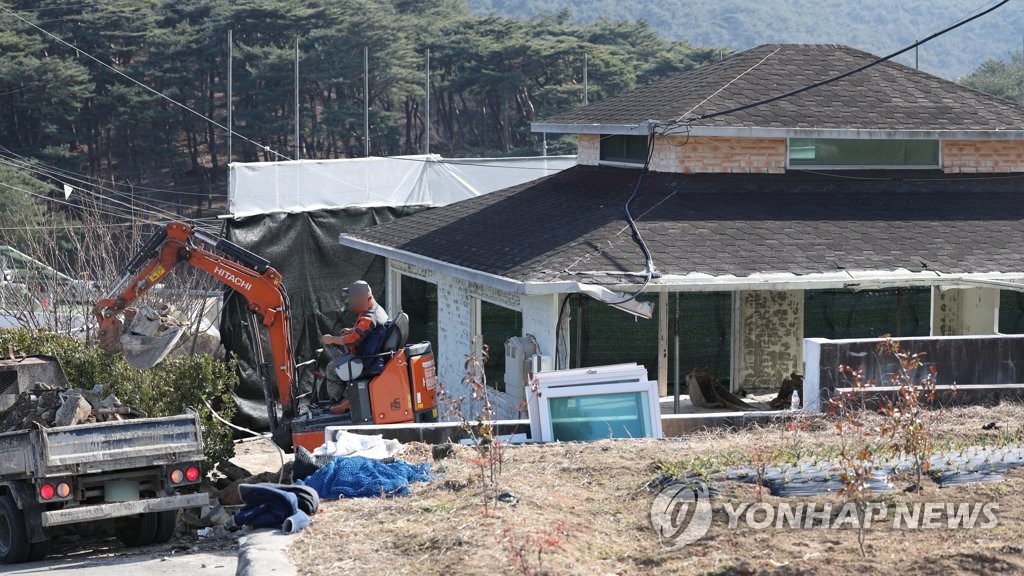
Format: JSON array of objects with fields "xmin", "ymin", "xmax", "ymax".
[
  {"xmin": 56, "ymin": 482, "xmax": 71, "ymax": 498},
  {"xmin": 169, "ymin": 464, "xmax": 201, "ymax": 486},
  {"xmin": 39, "ymin": 484, "xmax": 55, "ymax": 500}
]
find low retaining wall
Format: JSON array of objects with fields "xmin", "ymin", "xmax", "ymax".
[{"xmin": 803, "ymin": 335, "xmax": 1024, "ymax": 411}]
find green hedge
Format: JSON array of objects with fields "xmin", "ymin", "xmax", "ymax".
[{"xmin": 0, "ymin": 328, "xmax": 237, "ymax": 467}]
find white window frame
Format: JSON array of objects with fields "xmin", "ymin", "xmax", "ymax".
[{"xmin": 534, "ymin": 379, "xmax": 663, "ymax": 442}]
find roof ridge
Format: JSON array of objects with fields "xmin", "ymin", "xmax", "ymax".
[{"xmin": 536, "ymin": 44, "xmax": 1024, "ymax": 133}]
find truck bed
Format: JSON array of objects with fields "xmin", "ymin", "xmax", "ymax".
[{"xmin": 0, "ymin": 412, "xmax": 205, "ymax": 479}]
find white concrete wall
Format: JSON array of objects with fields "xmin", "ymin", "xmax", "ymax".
[{"xmin": 931, "ymin": 287, "xmax": 1000, "ymax": 336}]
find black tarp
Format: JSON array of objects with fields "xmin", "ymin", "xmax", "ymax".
[{"xmin": 221, "ymin": 206, "xmax": 427, "ymax": 430}]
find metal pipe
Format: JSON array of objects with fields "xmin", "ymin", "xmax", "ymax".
[
  {"xmin": 294, "ymin": 37, "xmax": 300, "ymax": 160},
  {"xmin": 673, "ymin": 292, "xmax": 680, "ymax": 414},
  {"xmin": 425, "ymin": 48, "xmax": 430, "ymax": 154},
  {"xmin": 227, "ymin": 28, "xmax": 232, "ymax": 163},
  {"xmin": 364, "ymin": 46, "xmax": 369, "ymax": 157}
]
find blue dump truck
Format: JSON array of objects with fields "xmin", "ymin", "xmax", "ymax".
[{"xmin": 0, "ymin": 355, "xmax": 208, "ymax": 564}]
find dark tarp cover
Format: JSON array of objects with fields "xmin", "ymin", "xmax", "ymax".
[{"xmin": 222, "ymin": 206, "xmax": 427, "ymax": 430}]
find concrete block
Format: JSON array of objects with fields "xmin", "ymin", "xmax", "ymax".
[{"xmin": 54, "ymin": 393, "xmax": 92, "ymax": 427}]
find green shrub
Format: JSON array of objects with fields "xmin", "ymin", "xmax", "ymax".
[{"xmin": 0, "ymin": 328, "xmax": 237, "ymax": 467}]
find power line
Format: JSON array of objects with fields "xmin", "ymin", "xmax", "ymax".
[
  {"xmin": 0, "ymin": 149, "xmax": 188, "ymax": 219},
  {"xmin": 0, "ymin": 4, "xmax": 291, "ymax": 163},
  {"xmin": 685, "ymin": 0, "xmax": 1011, "ymax": 123},
  {"xmin": 0, "ymin": 154, "xmax": 181, "ymax": 221}
]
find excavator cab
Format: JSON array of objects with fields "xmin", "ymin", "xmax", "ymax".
[{"xmin": 291, "ymin": 313, "xmax": 438, "ymax": 452}]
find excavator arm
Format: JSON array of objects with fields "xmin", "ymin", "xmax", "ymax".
[{"xmin": 93, "ymin": 222, "xmax": 297, "ymax": 427}]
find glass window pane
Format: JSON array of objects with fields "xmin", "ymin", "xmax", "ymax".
[
  {"xmin": 600, "ymin": 135, "xmax": 649, "ymax": 164},
  {"xmin": 788, "ymin": 138, "xmax": 938, "ymax": 167},
  {"xmin": 548, "ymin": 391, "xmax": 650, "ymax": 441}
]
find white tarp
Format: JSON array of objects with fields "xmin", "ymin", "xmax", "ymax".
[{"xmin": 228, "ymin": 154, "xmax": 576, "ymax": 217}]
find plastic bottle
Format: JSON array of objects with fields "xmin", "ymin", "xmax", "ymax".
[{"xmin": 790, "ymin": 389, "xmax": 801, "ymax": 410}]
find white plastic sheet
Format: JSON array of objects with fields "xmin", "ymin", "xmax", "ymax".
[
  {"xmin": 228, "ymin": 154, "xmax": 576, "ymax": 217},
  {"xmin": 315, "ymin": 428, "xmax": 404, "ymax": 460}
]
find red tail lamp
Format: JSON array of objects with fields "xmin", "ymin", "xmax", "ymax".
[
  {"xmin": 39, "ymin": 484, "xmax": 55, "ymax": 500},
  {"xmin": 170, "ymin": 465, "xmax": 202, "ymax": 485}
]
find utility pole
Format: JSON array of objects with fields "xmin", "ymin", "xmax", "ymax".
[
  {"xmin": 583, "ymin": 51, "xmax": 588, "ymax": 105},
  {"xmin": 364, "ymin": 46, "xmax": 370, "ymax": 157},
  {"xmin": 294, "ymin": 37, "xmax": 300, "ymax": 161},
  {"xmin": 915, "ymin": 41, "xmax": 919, "ymax": 70},
  {"xmin": 227, "ymin": 28, "xmax": 232, "ymax": 164},
  {"xmin": 425, "ymin": 48, "xmax": 430, "ymax": 155}
]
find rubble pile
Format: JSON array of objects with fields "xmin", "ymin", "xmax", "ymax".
[{"xmin": 0, "ymin": 386, "xmax": 146, "ymax": 433}]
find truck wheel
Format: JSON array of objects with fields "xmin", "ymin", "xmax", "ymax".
[
  {"xmin": 27, "ymin": 539, "xmax": 49, "ymax": 562},
  {"xmin": 0, "ymin": 494, "xmax": 30, "ymax": 564},
  {"xmin": 115, "ymin": 512, "xmax": 158, "ymax": 547},
  {"xmin": 153, "ymin": 510, "xmax": 178, "ymax": 544}
]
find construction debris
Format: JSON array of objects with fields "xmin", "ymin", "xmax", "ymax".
[
  {"xmin": 120, "ymin": 305, "xmax": 186, "ymax": 369},
  {"xmin": 53, "ymin": 392, "xmax": 92, "ymax": 427},
  {"xmin": 0, "ymin": 386, "xmax": 146, "ymax": 433}
]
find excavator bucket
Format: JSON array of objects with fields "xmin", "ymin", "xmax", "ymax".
[{"xmin": 119, "ymin": 305, "xmax": 185, "ymax": 370}]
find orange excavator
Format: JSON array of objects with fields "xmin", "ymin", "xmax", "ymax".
[{"xmin": 93, "ymin": 221, "xmax": 438, "ymax": 451}]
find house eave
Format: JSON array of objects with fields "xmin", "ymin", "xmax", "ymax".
[
  {"xmin": 339, "ymin": 235, "xmax": 529, "ymax": 295},
  {"xmin": 338, "ymin": 233, "xmax": 1024, "ymax": 296},
  {"xmin": 634, "ymin": 270, "xmax": 1024, "ymax": 293},
  {"xmin": 532, "ymin": 122, "xmax": 1024, "ymax": 140}
]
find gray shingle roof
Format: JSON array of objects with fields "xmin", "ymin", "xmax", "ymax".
[
  {"xmin": 343, "ymin": 165, "xmax": 1024, "ymax": 285},
  {"xmin": 538, "ymin": 44, "xmax": 1024, "ymax": 132}
]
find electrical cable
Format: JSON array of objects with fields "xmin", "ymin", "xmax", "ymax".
[
  {"xmin": 0, "ymin": 145, "xmax": 219, "ymax": 196},
  {"xmin": 0, "ymin": 152, "xmax": 222, "ymax": 229},
  {"xmin": 201, "ymin": 398, "xmax": 285, "ymax": 484},
  {"xmin": 599, "ymin": 125, "xmax": 660, "ymax": 307},
  {"xmin": 688, "ymin": 0, "xmax": 1010, "ymax": 122}
]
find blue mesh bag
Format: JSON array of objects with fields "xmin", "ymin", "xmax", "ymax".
[{"xmin": 297, "ymin": 456, "xmax": 431, "ymax": 499}]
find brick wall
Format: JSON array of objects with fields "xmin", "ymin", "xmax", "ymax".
[
  {"xmin": 577, "ymin": 134, "xmax": 600, "ymax": 165},
  {"xmin": 941, "ymin": 140, "xmax": 1024, "ymax": 173},
  {"xmin": 654, "ymin": 136, "xmax": 787, "ymax": 173},
  {"xmin": 576, "ymin": 133, "xmax": 787, "ymax": 173},
  {"xmin": 581, "ymin": 135, "xmax": 1024, "ymax": 174}
]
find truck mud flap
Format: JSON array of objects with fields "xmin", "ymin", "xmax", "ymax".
[{"xmin": 40, "ymin": 492, "xmax": 208, "ymax": 527}]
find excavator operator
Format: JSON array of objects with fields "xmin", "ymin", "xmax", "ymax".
[{"xmin": 321, "ymin": 280, "xmax": 389, "ymax": 384}]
